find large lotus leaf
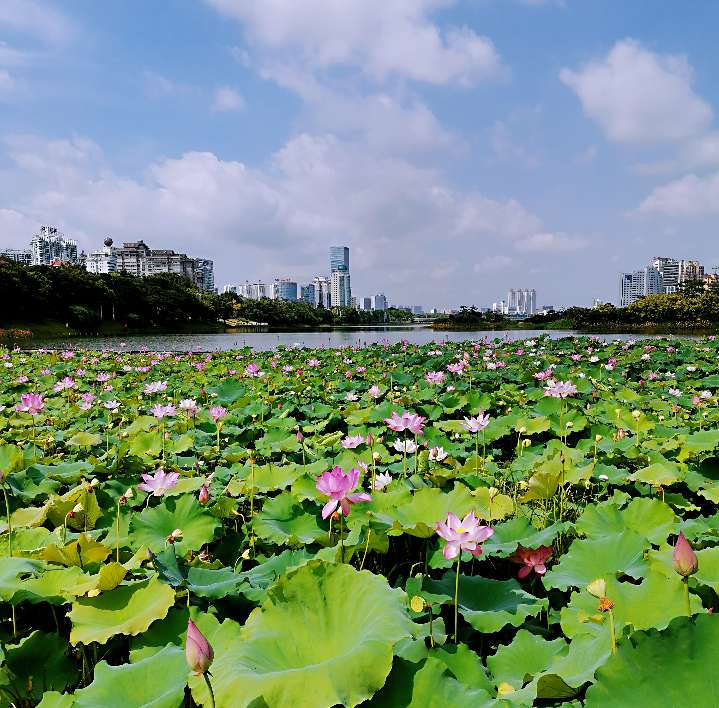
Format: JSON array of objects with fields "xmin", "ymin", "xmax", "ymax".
[
  {"xmin": 693, "ymin": 546, "xmax": 719, "ymax": 591},
  {"xmin": 130, "ymin": 494, "xmax": 220, "ymax": 554},
  {"xmin": 210, "ymin": 560, "xmax": 412, "ymax": 708},
  {"xmin": 576, "ymin": 497, "xmax": 676, "ymax": 545},
  {"xmin": 13, "ymin": 566, "xmax": 96, "ymax": 604},
  {"xmin": 67, "ymin": 431, "xmax": 103, "ymax": 448},
  {"xmin": 677, "ymin": 429, "xmax": 719, "ymax": 461},
  {"xmin": 128, "ymin": 431, "xmax": 163, "ymax": 457},
  {"xmin": 236, "ymin": 548, "xmax": 315, "ymax": 602},
  {"xmin": 72, "ymin": 645, "xmax": 187, "ymax": 708},
  {"xmin": 543, "ymin": 531, "xmax": 648, "ymax": 590},
  {"xmin": 483, "ymin": 518, "xmax": 568, "ymax": 557},
  {"xmin": 469, "ymin": 486, "xmax": 514, "ymax": 522},
  {"xmin": 253, "ymin": 493, "xmax": 326, "ymax": 546},
  {"xmin": 560, "ymin": 570, "xmax": 702, "ymax": 639},
  {"xmin": 374, "ymin": 484, "xmax": 474, "ymax": 538},
  {"xmin": 68, "ymin": 576, "xmax": 176, "ymax": 645},
  {"xmin": 630, "ymin": 461, "xmax": 684, "ymax": 486},
  {"xmin": 423, "ymin": 573, "xmax": 547, "ymax": 633},
  {"xmin": 28, "ymin": 461, "xmax": 93, "ymax": 483},
  {"xmin": 585, "ymin": 614, "xmax": 719, "ymax": 706},
  {"xmin": 37, "ymin": 693, "xmax": 74, "ymax": 708},
  {"xmin": 0, "ymin": 526, "xmax": 52, "ymax": 557},
  {"xmin": 487, "ymin": 630, "xmax": 567, "ymax": 689},
  {"xmin": 0, "ymin": 444, "xmax": 24, "ymax": 475},
  {"xmin": 237, "ymin": 462, "xmax": 306, "ymax": 493},
  {"xmin": 428, "ymin": 644, "xmax": 495, "ymax": 693},
  {"xmin": 407, "ymin": 657, "xmax": 495, "ymax": 707},
  {"xmin": 41, "ymin": 534, "xmax": 111, "ymax": 569},
  {"xmin": 1, "ymin": 631, "xmax": 75, "ymax": 702},
  {"xmin": 0, "ymin": 556, "xmax": 44, "ymax": 600}
]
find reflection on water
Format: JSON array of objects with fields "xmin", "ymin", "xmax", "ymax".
[{"xmin": 27, "ymin": 326, "xmax": 679, "ymax": 352}]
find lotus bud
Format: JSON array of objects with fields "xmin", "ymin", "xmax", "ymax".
[
  {"xmin": 296, "ymin": 430, "xmax": 304, "ymax": 443},
  {"xmin": 366, "ymin": 432, "xmax": 374, "ymax": 447},
  {"xmin": 198, "ymin": 483, "xmax": 210, "ymax": 505},
  {"xmin": 185, "ymin": 619, "xmax": 214, "ymax": 675},
  {"xmin": 631, "ymin": 410, "xmax": 641, "ymax": 419},
  {"xmin": 673, "ymin": 532, "xmax": 698, "ymax": 577}
]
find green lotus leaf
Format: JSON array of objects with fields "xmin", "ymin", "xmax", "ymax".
[
  {"xmin": 543, "ymin": 531, "xmax": 648, "ymax": 590},
  {"xmin": 630, "ymin": 461, "xmax": 684, "ymax": 486},
  {"xmin": 0, "ymin": 556, "xmax": 44, "ymax": 601},
  {"xmin": 28, "ymin": 461, "xmax": 93, "ymax": 483},
  {"xmin": 128, "ymin": 430, "xmax": 163, "ymax": 457},
  {"xmin": 677, "ymin": 429, "xmax": 719, "ymax": 461},
  {"xmin": 483, "ymin": 518, "xmax": 568, "ymax": 557},
  {"xmin": 469, "ymin": 486, "xmax": 514, "ymax": 522},
  {"xmin": 41, "ymin": 534, "xmax": 111, "ymax": 568},
  {"xmin": 37, "ymin": 693, "xmax": 74, "ymax": 708},
  {"xmin": 693, "ymin": 545, "xmax": 719, "ymax": 591},
  {"xmin": 13, "ymin": 566, "xmax": 96, "ymax": 604},
  {"xmin": 253, "ymin": 492, "xmax": 326, "ymax": 546},
  {"xmin": 423, "ymin": 573, "xmax": 548, "ymax": 633},
  {"xmin": 236, "ymin": 548, "xmax": 315, "ymax": 602},
  {"xmin": 130, "ymin": 494, "xmax": 220, "ymax": 554},
  {"xmin": 0, "ymin": 444, "xmax": 25, "ymax": 474},
  {"xmin": 210, "ymin": 560, "xmax": 412, "ymax": 708},
  {"xmin": 428, "ymin": 644, "xmax": 494, "ymax": 694},
  {"xmin": 408, "ymin": 657, "xmax": 494, "ymax": 707},
  {"xmin": 585, "ymin": 614, "xmax": 719, "ymax": 706},
  {"xmin": 72, "ymin": 645, "xmax": 187, "ymax": 708},
  {"xmin": 0, "ymin": 631, "xmax": 75, "ymax": 702},
  {"xmin": 67, "ymin": 431, "xmax": 103, "ymax": 448},
  {"xmin": 68, "ymin": 576, "xmax": 176, "ymax": 645}
]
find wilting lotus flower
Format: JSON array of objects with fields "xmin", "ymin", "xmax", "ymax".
[
  {"xmin": 209, "ymin": 406, "xmax": 228, "ymax": 424},
  {"xmin": 138, "ymin": 468, "xmax": 180, "ymax": 496},
  {"xmin": 461, "ymin": 413, "xmax": 490, "ymax": 433},
  {"xmin": 429, "ymin": 446, "xmax": 448, "ymax": 462},
  {"xmin": 185, "ymin": 619, "xmax": 214, "ymax": 675},
  {"xmin": 341, "ymin": 434, "xmax": 365, "ymax": 449},
  {"xmin": 316, "ymin": 466, "xmax": 371, "ymax": 519},
  {"xmin": 436, "ymin": 511, "xmax": 493, "ymax": 560},
  {"xmin": 673, "ymin": 532, "xmax": 698, "ymax": 577},
  {"xmin": 510, "ymin": 545, "xmax": 552, "ymax": 578}
]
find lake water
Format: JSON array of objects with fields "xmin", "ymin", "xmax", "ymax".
[{"xmin": 27, "ymin": 326, "xmax": 675, "ymax": 352}]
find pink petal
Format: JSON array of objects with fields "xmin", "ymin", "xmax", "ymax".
[
  {"xmin": 347, "ymin": 493, "xmax": 371, "ymax": 504},
  {"xmin": 321, "ymin": 500, "xmax": 338, "ymax": 519},
  {"xmin": 340, "ymin": 498, "xmax": 351, "ymax": 516},
  {"xmin": 443, "ymin": 543, "xmax": 459, "ymax": 560},
  {"xmin": 518, "ymin": 565, "xmax": 531, "ymax": 579}
]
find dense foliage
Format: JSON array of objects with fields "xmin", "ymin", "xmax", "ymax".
[{"xmin": 1, "ymin": 335, "xmax": 719, "ymax": 705}]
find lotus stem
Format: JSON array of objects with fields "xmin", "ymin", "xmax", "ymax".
[
  {"xmin": 454, "ymin": 555, "xmax": 461, "ymax": 643},
  {"xmin": 204, "ymin": 673, "xmax": 216, "ymax": 708},
  {"xmin": 359, "ymin": 528, "xmax": 371, "ymax": 571},
  {"xmin": 2, "ymin": 485, "xmax": 11, "ymax": 559},
  {"xmin": 684, "ymin": 577, "xmax": 692, "ymax": 617},
  {"xmin": 608, "ymin": 609, "xmax": 617, "ymax": 655}
]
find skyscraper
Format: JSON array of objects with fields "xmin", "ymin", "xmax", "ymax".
[
  {"xmin": 31, "ymin": 226, "xmax": 78, "ymax": 265},
  {"xmin": 272, "ymin": 278, "xmax": 298, "ymax": 301},
  {"xmin": 329, "ymin": 246, "xmax": 350, "ymax": 273},
  {"xmin": 620, "ymin": 267, "xmax": 663, "ymax": 306},
  {"xmin": 331, "ymin": 270, "xmax": 351, "ymax": 308}
]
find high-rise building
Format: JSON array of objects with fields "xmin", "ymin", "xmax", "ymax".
[
  {"xmin": 0, "ymin": 248, "xmax": 32, "ymax": 265},
  {"xmin": 360, "ymin": 297, "xmax": 372, "ymax": 310},
  {"xmin": 313, "ymin": 276, "xmax": 331, "ymax": 308},
  {"xmin": 506, "ymin": 288, "xmax": 537, "ymax": 315},
  {"xmin": 651, "ymin": 257, "xmax": 680, "ymax": 293},
  {"xmin": 620, "ymin": 266, "xmax": 663, "ymax": 306},
  {"xmin": 331, "ymin": 270, "xmax": 351, "ymax": 308},
  {"xmin": 329, "ymin": 246, "xmax": 350, "ymax": 273},
  {"xmin": 31, "ymin": 226, "xmax": 78, "ymax": 265},
  {"xmin": 237, "ymin": 281, "xmax": 270, "ymax": 299},
  {"xmin": 679, "ymin": 259, "xmax": 704, "ymax": 284},
  {"xmin": 300, "ymin": 284, "xmax": 316, "ymax": 304},
  {"xmin": 193, "ymin": 259, "xmax": 215, "ymax": 292},
  {"xmin": 86, "ymin": 238, "xmax": 118, "ymax": 274},
  {"xmin": 371, "ymin": 293, "xmax": 387, "ymax": 311},
  {"xmin": 272, "ymin": 278, "xmax": 298, "ymax": 301}
]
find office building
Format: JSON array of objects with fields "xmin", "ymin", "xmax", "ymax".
[
  {"xmin": 651, "ymin": 257, "xmax": 680, "ymax": 293},
  {"xmin": 272, "ymin": 278, "xmax": 298, "ymax": 301},
  {"xmin": 370, "ymin": 293, "xmax": 387, "ymax": 311},
  {"xmin": 193, "ymin": 259, "xmax": 215, "ymax": 293},
  {"xmin": 507, "ymin": 288, "xmax": 537, "ymax": 315},
  {"xmin": 237, "ymin": 281, "xmax": 270, "ymax": 299},
  {"xmin": 313, "ymin": 276, "xmax": 331, "ymax": 308},
  {"xmin": 620, "ymin": 266, "xmax": 663, "ymax": 306},
  {"xmin": 331, "ymin": 270, "xmax": 351, "ymax": 308},
  {"xmin": 679, "ymin": 259, "xmax": 704, "ymax": 284},
  {"xmin": 329, "ymin": 246, "xmax": 350, "ymax": 273},
  {"xmin": 31, "ymin": 226, "xmax": 78, "ymax": 265},
  {"xmin": 300, "ymin": 284, "xmax": 316, "ymax": 304},
  {"xmin": 0, "ymin": 248, "xmax": 32, "ymax": 265},
  {"xmin": 360, "ymin": 297, "xmax": 372, "ymax": 311}
]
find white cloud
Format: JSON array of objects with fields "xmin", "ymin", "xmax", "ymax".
[
  {"xmin": 474, "ymin": 255, "xmax": 512, "ymax": 272},
  {"xmin": 207, "ymin": 0, "xmax": 504, "ymax": 85},
  {"xmin": 560, "ymin": 39, "xmax": 713, "ymax": 144},
  {"xmin": 514, "ymin": 232, "xmax": 587, "ymax": 252},
  {"xmin": 212, "ymin": 86, "xmax": 245, "ymax": 112},
  {"xmin": 0, "ymin": 0, "xmax": 75, "ymax": 44},
  {"xmin": 638, "ymin": 172, "xmax": 719, "ymax": 217},
  {"xmin": 142, "ymin": 70, "xmax": 194, "ymax": 98}
]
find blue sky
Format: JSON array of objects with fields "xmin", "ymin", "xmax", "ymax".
[{"xmin": 1, "ymin": 0, "xmax": 718, "ymax": 309}]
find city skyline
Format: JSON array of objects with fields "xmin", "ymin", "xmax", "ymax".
[{"xmin": 0, "ymin": 2, "xmax": 718, "ymax": 307}]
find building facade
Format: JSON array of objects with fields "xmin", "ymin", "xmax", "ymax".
[
  {"xmin": 331, "ymin": 270, "xmax": 351, "ymax": 308},
  {"xmin": 0, "ymin": 248, "xmax": 32, "ymax": 265},
  {"xmin": 507, "ymin": 288, "xmax": 537, "ymax": 315},
  {"xmin": 371, "ymin": 293, "xmax": 387, "ymax": 311},
  {"xmin": 620, "ymin": 266, "xmax": 663, "ymax": 306},
  {"xmin": 31, "ymin": 226, "xmax": 78, "ymax": 265},
  {"xmin": 300, "ymin": 284, "xmax": 316, "ymax": 304},
  {"xmin": 272, "ymin": 278, "xmax": 298, "ymax": 301},
  {"xmin": 313, "ymin": 276, "xmax": 331, "ymax": 308},
  {"xmin": 329, "ymin": 246, "xmax": 350, "ymax": 273}
]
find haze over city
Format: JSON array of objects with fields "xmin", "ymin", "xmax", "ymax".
[{"xmin": 1, "ymin": 0, "xmax": 718, "ymax": 308}]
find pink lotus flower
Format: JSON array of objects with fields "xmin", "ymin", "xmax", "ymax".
[
  {"xmin": 53, "ymin": 376, "xmax": 76, "ymax": 392},
  {"xmin": 673, "ymin": 532, "xmax": 698, "ymax": 577},
  {"xmin": 104, "ymin": 399, "xmax": 120, "ymax": 411},
  {"xmin": 307, "ymin": 358, "xmax": 321, "ymax": 368},
  {"xmin": 138, "ymin": 468, "xmax": 180, "ymax": 496},
  {"xmin": 179, "ymin": 399, "xmax": 199, "ymax": 415},
  {"xmin": 150, "ymin": 403, "xmax": 176, "ymax": 419},
  {"xmin": 367, "ymin": 385, "xmax": 382, "ymax": 399},
  {"xmin": 447, "ymin": 362, "xmax": 465, "ymax": 374},
  {"xmin": 244, "ymin": 363, "xmax": 261, "ymax": 377},
  {"xmin": 316, "ymin": 466, "xmax": 371, "ymax": 519},
  {"xmin": 341, "ymin": 435, "xmax": 365, "ymax": 449},
  {"xmin": 425, "ymin": 371, "xmax": 445, "ymax": 385},
  {"xmin": 510, "ymin": 545, "xmax": 552, "ymax": 578},
  {"xmin": 385, "ymin": 410, "xmax": 425, "ymax": 435},
  {"xmin": 198, "ymin": 483, "xmax": 210, "ymax": 505},
  {"xmin": 144, "ymin": 381, "xmax": 168, "ymax": 394},
  {"xmin": 209, "ymin": 406, "xmax": 228, "ymax": 423},
  {"xmin": 185, "ymin": 619, "xmax": 214, "ymax": 675},
  {"xmin": 461, "ymin": 413, "xmax": 490, "ymax": 433},
  {"xmin": 436, "ymin": 511, "xmax": 493, "ymax": 560},
  {"xmin": 78, "ymin": 392, "xmax": 96, "ymax": 410},
  {"xmin": 15, "ymin": 392, "xmax": 44, "ymax": 416},
  {"xmin": 543, "ymin": 380, "xmax": 578, "ymax": 399}
]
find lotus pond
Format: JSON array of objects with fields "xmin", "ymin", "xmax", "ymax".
[{"xmin": 1, "ymin": 336, "xmax": 719, "ymax": 707}]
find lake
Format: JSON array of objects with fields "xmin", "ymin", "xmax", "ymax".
[{"xmin": 27, "ymin": 325, "xmax": 676, "ymax": 352}]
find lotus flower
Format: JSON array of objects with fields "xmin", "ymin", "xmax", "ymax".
[
  {"xmin": 393, "ymin": 438, "xmax": 417, "ymax": 454},
  {"xmin": 144, "ymin": 381, "xmax": 168, "ymax": 394},
  {"xmin": 198, "ymin": 483, "xmax": 210, "ymax": 505},
  {"xmin": 53, "ymin": 376, "xmax": 76, "ymax": 392},
  {"xmin": 373, "ymin": 472, "xmax": 393, "ymax": 490},
  {"xmin": 138, "ymin": 468, "xmax": 180, "ymax": 496},
  {"xmin": 461, "ymin": 413, "xmax": 490, "ymax": 433},
  {"xmin": 179, "ymin": 399, "xmax": 199, "ymax": 415},
  {"xmin": 341, "ymin": 435, "xmax": 365, "ymax": 449},
  {"xmin": 385, "ymin": 410, "xmax": 425, "ymax": 435},
  {"xmin": 436, "ymin": 511, "xmax": 493, "ymax": 560},
  {"xmin": 510, "ymin": 545, "xmax": 552, "ymax": 578},
  {"xmin": 429, "ymin": 446, "xmax": 448, "ymax": 461},
  {"xmin": 15, "ymin": 392, "xmax": 44, "ymax": 416},
  {"xmin": 209, "ymin": 406, "xmax": 228, "ymax": 424},
  {"xmin": 316, "ymin": 466, "xmax": 371, "ymax": 519},
  {"xmin": 367, "ymin": 385, "xmax": 382, "ymax": 399},
  {"xmin": 150, "ymin": 403, "xmax": 176, "ymax": 419},
  {"xmin": 185, "ymin": 619, "xmax": 214, "ymax": 675},
  {"xmin": 104, "ymin": 399, "xmax": 120, "ymax": 411},
  {"xmin": 244, "ymin": 363, "xmax": 261, "ymax": 377},
  {"xmin": 425, "ymin": 371, "xmax": 445, "ymax": 385},
  {"xmin": 544, "ymin": 380, "xmax": 578, "ymax": 399},
  {"xmin": 673, "ymin": 532, "xmax": 698, "ymax": 577}
]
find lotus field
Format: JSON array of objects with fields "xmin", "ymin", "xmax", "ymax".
[{"xmin": 3, "ymin": 336, "xmax": 719, "ymax": 706}]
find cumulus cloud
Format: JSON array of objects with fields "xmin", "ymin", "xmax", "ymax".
[
  {"xmin": 207, "ymin": 0, "xmax": 504, "ymax": 85},
  {"xmin": 212, "ymin": 86, "xmax": 245, "ymax": 112},
  {"xmin": 0, "ymin": 0, "xmax": 75, "ymax": 44},
  {"xmin": 638, "ymin": 172, "xmax": 719, "ymax": 217},
  {"xmin": 560, "ymin": 39, "xmax": 713, "ymax": 144},
  {"xmin": 514, "ymin": 232, "xmax": 588, "ymax": 252}
]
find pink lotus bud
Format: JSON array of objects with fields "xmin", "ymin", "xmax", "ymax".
[
  {"xmin": 296, "ymin": 430, "xmax": 304, "ymax": 442},
  {"xmin": 186, "ymin": 619, "xmax": 214, "ymax": 674},
  {"xmin": 673, "ymin": 532, "xmax": 698, "ymax": 577},
  {"xmin": 198, "ymin": 483, "xmax": 209, "ymax": 505},
  {"xmin": 366, "ymin": 432, "xmax": 374, "ymax": 447}
]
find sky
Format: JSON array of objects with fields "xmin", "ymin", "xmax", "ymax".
[{"xmin": 1, "ymin": 0, "xmax": 718, "ymax": 309}]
